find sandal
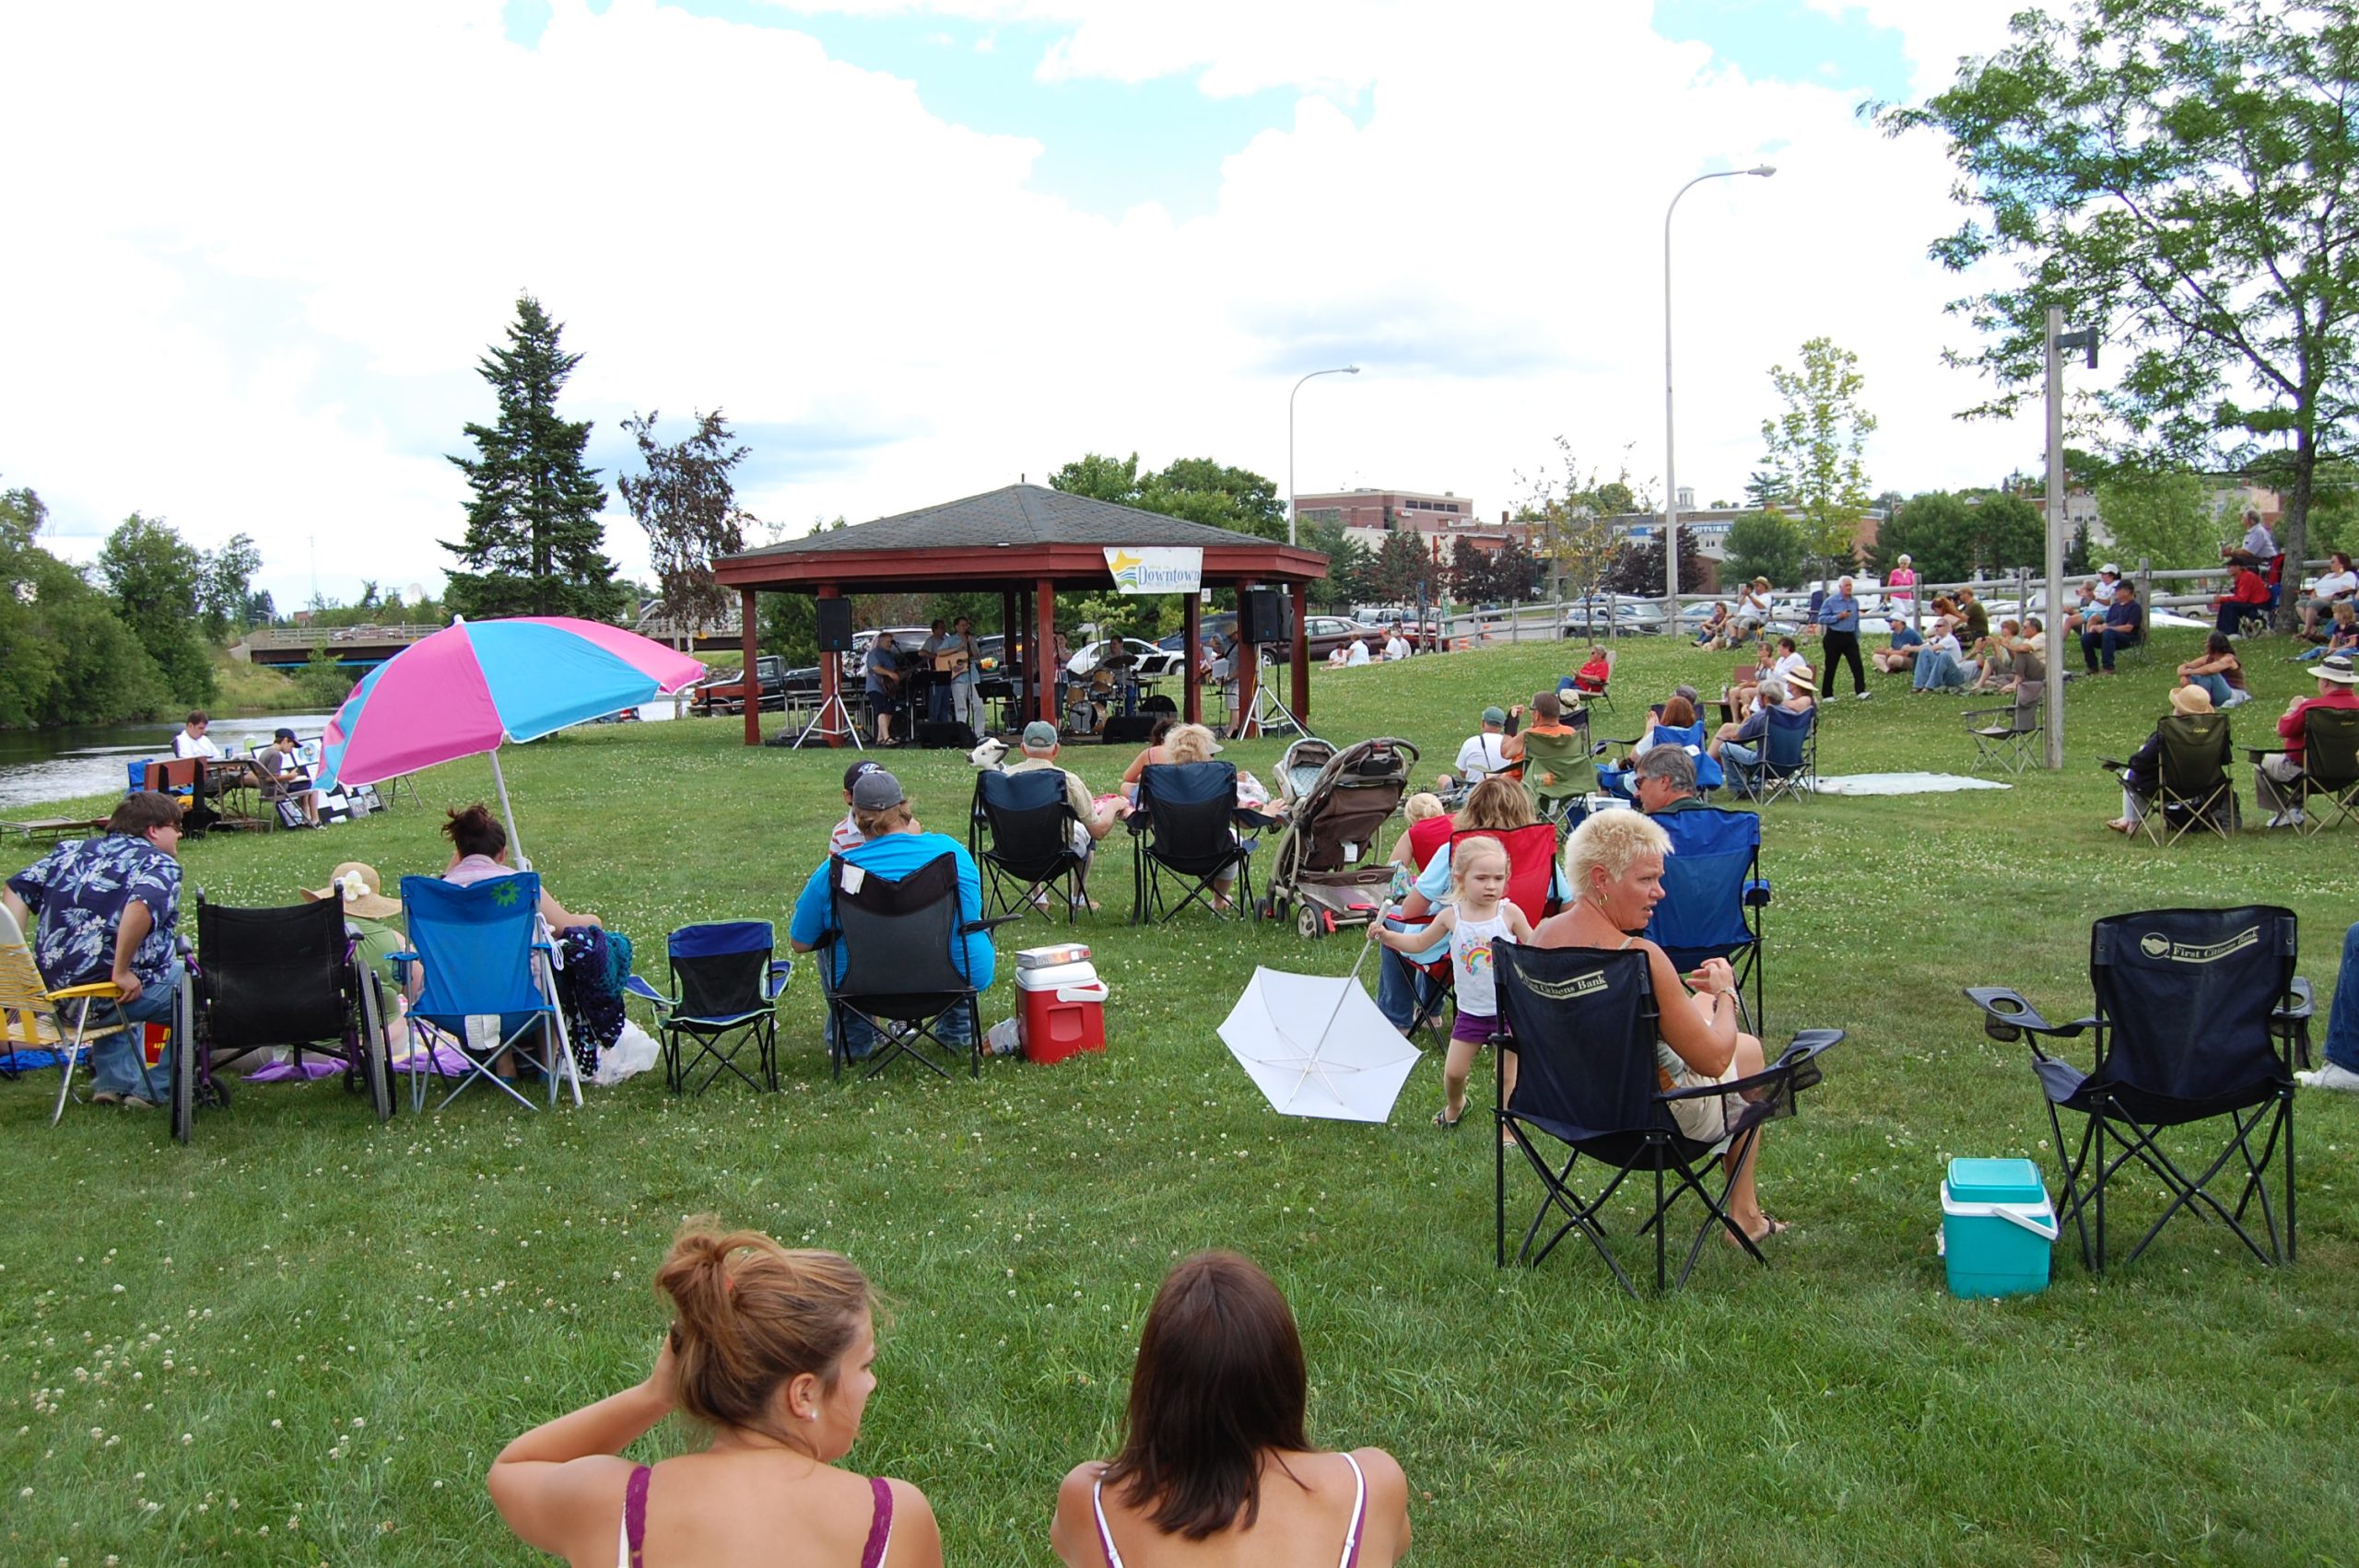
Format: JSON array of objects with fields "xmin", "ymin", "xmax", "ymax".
[
  {"xmin": 1726, "ymin": 1214, "xmax": 1791, "ymax": 1247},
  {"xmin": 1433, "ymin": 1107, "xmax": 1464, "ymax": 1130},
  {"xmin": 2105, "ymin": 819, "xmax": 2133, "ymax": 835}
]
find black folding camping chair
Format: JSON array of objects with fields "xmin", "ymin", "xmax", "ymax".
[
  {"xmin": 2139, "ymin": 710, "xmax": 2238, "ymax": 845},
  {"xmin": 816, "ymin": 851, "xmax": 1014, "ymax": 1081},
  {"xmin": 1964, "ymin": 680, "xmax": 2044, "ymax": 776},
  {"xmin": 1492, "ymin": 944, "xmax": 1840, "ymax": 1296},
  {"xmin": 968, "ymin": 767, "xmax": 1089, "ymax": 922},
  {"xmin": 1966, "ymin": 905, "xmax": 2313, "ymax": 1272},
  {"xmin": 2246, "ymin": 706, "xmax": 2359, "ymax": 835},
  {"xmin": 1129, "ymin": 761, "xmax": 1267, "ymax": 924},
  {"xmin": 627, "ymin": 921, "xmax": 790, "ymax": 1095}
]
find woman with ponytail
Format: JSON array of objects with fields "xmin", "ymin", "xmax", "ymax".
[{"xmin": 488, "ymin": 1218, "xmax": 941, "ymax": 1567}]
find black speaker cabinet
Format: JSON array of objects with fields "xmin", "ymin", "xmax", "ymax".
[
  {"xmin": 917, "ymin": 720, "xmax": 980, "ymax": 750},
  {"xmin": 1238, "ymin": 588, "xmax": 1290, "ymax": 646},
  {"xmin": 1100, "ymin": 714, "xmax": 1157, "ymax": 745},
  {"xmin": 816, "ymin": 598, "xmax": 854, "ymax": 652}
]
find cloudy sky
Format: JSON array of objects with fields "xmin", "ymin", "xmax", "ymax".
[{"xmin": 3, "ymin": 0, "xmax": 2040, "ymax": 611}]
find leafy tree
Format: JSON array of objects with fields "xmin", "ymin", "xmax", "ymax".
[
  {"xmin": 757, "ymin": 592, "xmax": 817, "ymax": 664},
  {"xmin": 442, "ymin": 294, "xmax": 625, "ymax": 622},
  {"xmin": 292, "ymin": 643, "xmax": 355, "ymax": 708},
  {"xmin": 2064, "ymin": 518, "xmax": 2095, "ymax": 576},
  {"xmin": 1049, "ymin": 451, "xmax": 1287, "ymax": 542},
  {"xmin": 618, "ymin": 407, "xmax": 757, "ymax": 643},
  {"xmin": 2091, "ymin": 470, "xmax": 2223, "ymax": 570},
  {"xmin": 1743, "ymin": 468, "xmax": 1790, "ymax": 510},
  {"xmin": 1370, "ymin": 529, "xmax": 1436, "ymax": 605},
  {"xmin": 1490, "ymin": 535, "xmax": 1543, "ymax": 602},
  {"xmin": 1517, "ymin": 437, "xmax": 1646, "ymax": 603},
  {"xmin": 196, "ymin": 533, "xmax": 263, "ymax": 641},
  {"xmin": 1882, "ymin": 0, "xmax": 2358, "ymax": 629},
  {"xmin": 97, "ymin": 512, "xmax": 213, "ymax": 703},
  {"xmin": 1721, "ymin": 511, "xmax": 1808, "ymax": 589},
  {"xmin": 1868, "ymin": 491, "xmax": 2047, "ymax": 583},
  {"xmin": 1298, "ymin": 515, "xmax": 1374, "ymax": 610},
  {"xmin": 1446, "ymin": 537, "xmax": 1494, "ymax": 603},
  {"xmin": 1600, "ymin": 531, "xmax": 1708, "ymax": 599},
  {"xmin": 1758, "ymin": 336, "xmax": 1878, "ymax": 570},
  {"xmin": 0, "ymin": 484, "xmax": 170, "ymax": 726}
]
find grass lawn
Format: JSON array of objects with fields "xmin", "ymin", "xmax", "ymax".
[{"xmin": 3, "ymin": 626, "xmax": 2355, "ymax": 1566}]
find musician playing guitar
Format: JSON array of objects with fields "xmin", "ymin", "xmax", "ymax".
[
  {"xmin": 863, "ymin": 628, "xmax": 905, "ymax": 744},
  {"xmin": 945, "ymin": 615, "xmax": 984, "ymax": 734}
]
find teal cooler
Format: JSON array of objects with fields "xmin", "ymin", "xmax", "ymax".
[{"xmin": 1941, "ymin": 1157, "xmax": 2059, "ymax": 1299}]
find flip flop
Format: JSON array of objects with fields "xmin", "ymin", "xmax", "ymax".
[
  {"xmin": 2105, "ymin": 819, "xmax": 2134, "ymax": 835},
  {"xmin": 1433, "ymin": 1108, "xmax": 1464, "ymax": 1130},
  {"xmin": 1727, "ymin": 1214, "xmax": 1791, "ymax": 1247}
]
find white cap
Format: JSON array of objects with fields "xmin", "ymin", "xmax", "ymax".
[{"xmin": 2099, "ymin": 562, "xmax": 2120, "ymax": 575}]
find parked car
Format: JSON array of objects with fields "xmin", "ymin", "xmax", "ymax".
[
  {"xmin": 689, "ymin": 654, "xmax": 793, "ymax": 716},
  {"xmin": 1068, "ymin": 637, "xmax": 1183, "ymax": 679}
]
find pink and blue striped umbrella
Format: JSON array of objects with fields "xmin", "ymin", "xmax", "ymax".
[{"xmin": 314, "ymin": 616, "xmax": 705, "ymax": 794}]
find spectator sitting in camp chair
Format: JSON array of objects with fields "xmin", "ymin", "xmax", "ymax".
[
  {"xmin": 2106, "ymin": 685, "xmax": 2214, "ymax": 835},
  {"xmin": 1004, "ymin": 721, "xmax": 1132, "ymax": 910}
]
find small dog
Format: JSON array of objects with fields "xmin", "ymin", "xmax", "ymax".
[{"xmin": 967, "ymin": 736, "xmax": 1010, "ymax": 770}]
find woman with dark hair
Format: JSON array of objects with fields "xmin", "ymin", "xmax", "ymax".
[
  {"xmin": 1117, "ymin": 715, "xmax": 1180, "ymax": 803},
  {"xmin": 441, "ymin": 803, "xmax": 603, "ymax": 931},
  {"xmin": 2176, "ymin": 632, "xmax": 2250, "ymax": 709},
  {"xmin": 488, "ymin": 1217, "xmax": 941, "ymax": 1567},
  {"xmin": 1052, "ymin": 1251, "xmax": 1409, "ymax": 1567}
]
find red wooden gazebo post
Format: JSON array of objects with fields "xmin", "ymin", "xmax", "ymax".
[
  {"xmin": 1287, "ymin": 580, "xmax": 1311, "ymax": 727},
  {"xmin": 1033, "ymin": 579, "xmax": 1057, "ymax": 726},
  {"xmin": 816, "ymin": 583, "xmax": 845, "ymax": 748},
  {"xmin": 739, "ymin": 587, "xmax": 760, "ymax": 747},
  {"xmin": 1182, "ymin": 592, "xmax": 1203, "ymax": 728}
]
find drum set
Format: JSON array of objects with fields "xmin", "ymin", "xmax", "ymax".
[{"xmin": 1063, "ymin": 643, "xmax": 1142, "ymax": 735}]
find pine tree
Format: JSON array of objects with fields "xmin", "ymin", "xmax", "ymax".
[{"xmin": 442, "ymin": 295, "xmax": 624, "ymax": 622}]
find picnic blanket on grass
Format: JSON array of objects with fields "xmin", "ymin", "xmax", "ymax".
[{"xmin": 1813, "ymin": 772, "xmax": 2013, "ymax": 796}]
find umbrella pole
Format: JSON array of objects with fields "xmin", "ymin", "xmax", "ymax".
[
  {"xmin": 490, "ymin": 750, "xmax": 527, "ymax": 871},
  {"xmin": 1281, "ymin": 926, "xmax": 1383, "ymax": 1111}
]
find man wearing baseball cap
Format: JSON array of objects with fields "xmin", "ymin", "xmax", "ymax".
[
  {"xmin": 829, "ymin": 759, "xmax": 889, "ymax": 853},
  {"xmin": 2256, "ymin": 653, "xmax": 2359, "ymax": 828},
  {"xmin": 1001, "ymin": 721, "xmax": 1132, "ymax": 908},
  {"xmin": 789, "ymin": 767, "xmax": 992, "ymax": 1061},
  {"xmin": 1447, "ymin": 705, "xmax": 1515, "ymax": 790}
]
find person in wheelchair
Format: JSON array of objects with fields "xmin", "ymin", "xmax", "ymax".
[
  {"xmin": 3, "ymin": 791, "xmax": 184, "ymax": 1107},
  {"xmin": 1532, "ymin": 809, "xmax": 1789, "ymax": 1245}
]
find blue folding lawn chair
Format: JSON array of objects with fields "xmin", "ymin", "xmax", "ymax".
[
  {"xmin": 624, "ymin": 921, "xmax": 792, "ymax": 1094},
  {"xmin": 393, "ymin": 873, "xmax": 580, "ymax": 1112},
  {"xmin": 1644, "ymin": 807, "xmax": 1771, "ymax": 1034}
]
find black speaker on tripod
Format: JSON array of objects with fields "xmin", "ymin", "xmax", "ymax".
[
  {"xmin": 1238, "ymin": 588, "xmax": 1290, "ymax": 646},
  {"xmin": 816, "ymin": 599, "xmax": 854, "ymax": 653}
]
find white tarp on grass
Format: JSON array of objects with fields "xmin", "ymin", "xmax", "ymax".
[{"xmin": 1813, "ymin": 772, "xmax": 2013, "ymax": 796}]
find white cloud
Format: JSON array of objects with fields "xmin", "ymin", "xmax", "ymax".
[{"xmin": 0, "ymin": 0, "xmax": 2038, "ymax": 613}]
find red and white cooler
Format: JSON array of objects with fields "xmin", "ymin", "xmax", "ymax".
[{"xmin": 1015, "ymin": 950, "xmax": 1108, "ymax": 1064}]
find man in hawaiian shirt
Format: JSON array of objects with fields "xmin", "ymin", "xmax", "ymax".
[{"xmin": 3, "ymin": 791, "xmax": 186, "ymax": 1106}]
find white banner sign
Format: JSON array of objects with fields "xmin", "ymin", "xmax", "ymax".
[{"xmin": 1103, "ymin": 546, "xmax": 1203, "ymax": 595}]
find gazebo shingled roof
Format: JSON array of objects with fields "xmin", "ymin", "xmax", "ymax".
[{"xmin": 711, "ymin": 483, "xmax": 1329, "ymax": 745}]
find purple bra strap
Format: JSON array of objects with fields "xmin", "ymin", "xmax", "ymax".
[
  {"xmin": 861, "ymin": 1475, "xmax": 895, "ymax": 1568},
  {"xmin": 623, "ymin": 1464, "xmax": 652, "ymax": 1568}
]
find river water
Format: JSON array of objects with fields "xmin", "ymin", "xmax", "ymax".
[{"xmin": 0, "ymin": 705, "xmax": 678, "ymax": 811}]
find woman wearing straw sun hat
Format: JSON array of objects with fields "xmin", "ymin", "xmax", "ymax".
[{"xmin": 299, "ymin": 861, "xmax": 405, "ymax": 986}]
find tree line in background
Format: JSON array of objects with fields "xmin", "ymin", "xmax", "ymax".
[{"xmin": 0, "ymin": 481, "xmax": 266, "ymax": 729}]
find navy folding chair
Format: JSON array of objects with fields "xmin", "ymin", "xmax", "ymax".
[
  {"xmin": 818, "ymin": 851, "xmax": 1011, "ymax": 1081},
  {"xmin": 628, "ymin": 921, "xmax": 789, "ymax": 1094},
  {"xmin": 1645, "ymin": 807, "xmax": 1770, "ymax": 1034},
  {"xmin": 1492, "ymin": 944, "xmax": 1840, "ymax": 1295},
  {"xmin": 969, "ymin": 768, "xmax": 1089, "ymax": 921},
  {"xmin": 394, "ymin": 873, "xmax": 578, "ymax": 1112},
  {"xmin": 1966, "ymin": 905, "xmax": 2312, "ymax": 1272},
  {"xmin": 1130, "ymin": 762, "xmax": 1262, "ymax": 924},
  {"xmin": 1754, "ymin": 704, "xmax": 1817, "ymax": 804}
]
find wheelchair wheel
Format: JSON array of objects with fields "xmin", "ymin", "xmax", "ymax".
[
  {"xmin": 358, "ymin": 975, "xmax": 393, "ymax": 1123},
  {"xmin": 169, "ymin": 981, "xmax": 196, "ymax": 1145}
]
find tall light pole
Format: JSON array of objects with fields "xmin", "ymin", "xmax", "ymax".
[
  {"xmin": 1663, "ymin": 164, "xmax": 1776, "ymax": 617},
  {"xmin": 2046, "ymin": 310, "xmax": 2099, "ymax": 770},
  {"xmin": 1288, "ymin": 365, "xmax": 1361, "ymax": 547}
]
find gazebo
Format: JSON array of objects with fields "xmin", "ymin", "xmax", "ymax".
[{"xmin": 713, "ymin": 484, "xmax": 1330, "ymax": 746}]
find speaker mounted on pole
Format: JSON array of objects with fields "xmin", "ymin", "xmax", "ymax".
[
  {"xmin": 816, "ymin": 598, "xmax": 854, "ymax": 653},
  {"xmin": 1238, "ymin": 588, "xmax": 1290, "ymax": 646}
]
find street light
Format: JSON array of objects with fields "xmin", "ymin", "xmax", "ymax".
[
  {"xmin": 1288, "ymin": 365, "xmax": 1361, "ymax": 546},
  {"xmin": 1662, "ymin": 164, "xmax": 1776, "ymax": 618}
]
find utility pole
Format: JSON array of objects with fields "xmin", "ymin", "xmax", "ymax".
[{"xmin": 2045, "ymin": 309, "xmax": 2099, "ymax": 770}]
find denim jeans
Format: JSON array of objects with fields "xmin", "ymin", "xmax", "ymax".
[
  {"xmin": 2187, "ymin": 672, "xmax": 2233, "ymax": 708},
  {"xmin": 928, "ymin": 680, "xmax": 953, "ymax": 723},
  {"xmin": 1720, "ymin": 742, "xmax": 1761, "ymax": 793},
  {"xmin": 829, "ymin": 1000, "xmax": 975, "ymax": 1059},
  {"xmin": 83, "ymin": 958, "xmax": 182, "ymax": 1100},
  {"xmin": 2324, "ymin": 920, "xmax": 2359, "ymax": 1074},
  {"xmin": 1375, "ymin": 937, "xmax": 1443, "ymax": 1032},
  {"xmin": 2082, "ymin": 627, "xmax": 2131, "ymax": 672}
]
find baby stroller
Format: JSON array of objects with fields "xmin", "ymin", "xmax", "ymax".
[
  {"xmin": 1277, "ymin": 736, "xmax": 1339, "ymax": 808},
  {"xmin": 1263, "ymin": 737, "xmax": 1419, "ymax": 939}
]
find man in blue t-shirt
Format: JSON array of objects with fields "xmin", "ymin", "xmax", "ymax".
[
  {"xmin": 4, "ymin": 791, "xmax": 186, "ymax": 1106},
  {"xmin": 2081, "ymin": 581, "xmax": 2144, "ymax": 673},
  {"xmin": 1872, "ymin": 612, "xmax": 1924, "ymax": 675},
  {"xmin": 790, "ymin": 768, "xmax": 993, "ymax": 1057}
]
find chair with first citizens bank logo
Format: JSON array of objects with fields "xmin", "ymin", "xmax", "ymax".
[{"xmin": 1966, "ymin": 906, "xmax": 2315, "ymax": 1273}]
